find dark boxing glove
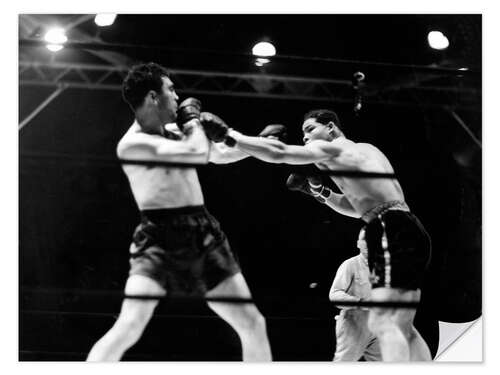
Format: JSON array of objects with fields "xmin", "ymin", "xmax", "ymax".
[
  {"xmin": 177, "ymin": 98, "xmax": 202, "ymax": 131},
  {"xmin": 200, "ymin": 112, "xmax": 236, "ymax": 146},
  {"xmin": 286, "ymin": 174, "xmax": 330, "ymax": 203},
  {"xmin": 258, "ymin": 124, "xmax": 288, "ymax": 143}
]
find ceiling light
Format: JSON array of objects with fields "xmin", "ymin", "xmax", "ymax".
[
  {"xmin": 427, "ymin": 31, "xmax": 449, "ymax": 50},
  {"xmin": 44, "ymin": 27, "xmax": 67, "ymax": 44},
  {"xmin": 95, "ymin": 14, "xmax": 117, "ymax": 27},
  {"xmin": 252, "ymin": 41, "xmax": 276, "ymax": 57}
]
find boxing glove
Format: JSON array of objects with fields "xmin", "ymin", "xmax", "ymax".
[
  {"xmin": 258, "ymin": 124, "xmax": 288, "ymax": 143},
  {"xmin": 177, "ymin": 98, "xmax": 201, "ymax": 130},
  {"xmin": 200, "ymin": 112, "xmax": 236, "ymax": 146},
  {"xmin": 286, "ymin": 173, "xmax": 330, "ymax": 203}
]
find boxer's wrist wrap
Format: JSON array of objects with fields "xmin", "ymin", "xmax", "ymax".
[
  {"xmin": 308, "ymin": 181, "xmax": 322, "ymax": 190},
  {"xmin": 308, "ymin": 181, "xmax": 331, "ymax": 199}
]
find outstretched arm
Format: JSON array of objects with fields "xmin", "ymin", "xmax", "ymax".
[
  {"xmin": 208, "ymin": 141, "xmax": 250, "ymax": 164},
  {"xmin": 205, "ymin": 121, "xmax": 288, "ymax": 164},
  {"xmin": 229, "ymin": 129, "xmax": 343, "ymax": 164}
]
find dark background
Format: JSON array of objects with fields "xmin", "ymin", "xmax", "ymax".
[{"xmin": 19, "ymin": 14, "xmax": 481, "ymax": 361}]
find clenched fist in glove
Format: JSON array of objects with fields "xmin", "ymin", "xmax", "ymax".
[
  {"xmin": 286, "ymin": 173, "xmax": 331, "ymax": 203},
  {"xmin": 200, "ymin": 112, "xmax": 236, "ymax": 146},
  {"xmin": 177, "ymin": 98, "xmax": 202, "ymax": 131},
  {"xmin": 258, "ymin": 124, "xmax": 288, "ymax": 143}
]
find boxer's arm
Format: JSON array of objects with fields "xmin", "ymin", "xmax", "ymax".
[
  {"xmin": 207, "ymin": 123, "xmax": 287, "ymax": 163},
  {"xmin": 208, "ymin": 141, "xmax": 250, "ymax": 164},
  {"xmin": 329, "ymin": 260, "xmax": 361, "ymax": 310},
  {"xmin": 312, "ymin": 187, "xmax": 361, "ymax": 218},
  {"xmin": 229, "ymin": 130, "xmax": 342, "ymax": 164},
  {"xmin": 117, "ymin": 119, "xmax": 210, "ymax": 164}
]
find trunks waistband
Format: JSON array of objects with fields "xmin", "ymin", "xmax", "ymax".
[
  {"xmin": 140, "ymin": 205, "xmax": 207, "ymax": 221},
  {"xmin": 361, "ymin": 200, "xmax": 410, "ymax": 223}
]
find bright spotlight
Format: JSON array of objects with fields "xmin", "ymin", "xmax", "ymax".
[
  {"xmin": 44, "ymin": 27, "xmax": 67, "ymax": 45},
  {"xmin": 252, "ymin": 41, "xmax": 276, "ymax": 57},
  {"xmin": 254, "ymin": 57, "xmax": 270, "ymax": 67},
  {"xmin": 95, "ymin": 14, "xmax": 117, "ymax": 27},
  {"xmin": 427, "ymin": 30, "xmax": 449, "ymax": 50},
  {"xmin": 46, "ymin": 44, "xmax": 64, "ymax": 52}
]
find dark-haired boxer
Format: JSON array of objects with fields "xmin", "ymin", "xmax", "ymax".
[
  {"xmin": 87, "ymin": 62, "xmax": 272, "ymax": 361},
  {"xmin": 198, "ymin": 109, "xmax": 432, "ymax": 361}
]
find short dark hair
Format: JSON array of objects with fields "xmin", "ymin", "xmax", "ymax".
[
  {"xmin": 304, "ymin": 109, "xmax": 342, "ymax": 132},
  {"xmin": 122, "ymin": 62, "xmax": 170, "ymax": 111}
]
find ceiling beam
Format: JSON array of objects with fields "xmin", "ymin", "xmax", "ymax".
[{"xmin": 19, "ymin": 60, "xmax": 480, "ymax": 111}]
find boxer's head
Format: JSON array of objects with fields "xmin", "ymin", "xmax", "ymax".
[
  {"xmin": 302, "ymin": 109, "xmax": 344, "ymax": 144},
  {"xmin": 122, "ymin": 62, "xmax": 179, "ymax": 127}
]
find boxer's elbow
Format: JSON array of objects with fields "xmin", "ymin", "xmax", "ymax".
[
  {"xmin": 329, "ymin": 291, "xmax": 335, "ymax": 302},
  {"xmin": 329, "ymin": 289, "xmax": 341, "ymax": 302}
]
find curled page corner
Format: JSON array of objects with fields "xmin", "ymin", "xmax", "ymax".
[{"xmin": 435, "ymin": 317, "xmax": 482, "ymax": 361}]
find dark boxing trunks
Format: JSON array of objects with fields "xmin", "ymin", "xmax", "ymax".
[
  {"xmin": 363, "ymin": 203, "xmax": 431, "ymax": 290},
  {"xmin": 129, "ymin": 205, "xmax": 240, "ymax": 296}
]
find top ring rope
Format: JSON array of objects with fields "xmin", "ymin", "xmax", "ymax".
[{"xmin": 20, "ymin": 151, "xmax": 397, "ymax": 179}]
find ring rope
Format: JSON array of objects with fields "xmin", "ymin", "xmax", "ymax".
[
  {"xmin": 21, "ymin": 309, "xmax": 330, "ymax": 321},
  {"xmin": 22, "ymin": 287, "xmax": 419, "ymax": 309},
  {"xmin": 20, "ymin": 151, "xmax": 397, "ymax": 179}
]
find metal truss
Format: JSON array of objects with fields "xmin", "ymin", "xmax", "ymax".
[
  {"xmin": 19, "ymin": 60, "xmax": 356, "ymax": 103},
  {"xmin": 18, "ymin": 15, "xmax": 481, "ymax": 147},
  {"xmin": 19, "ymin": 14, "xmax": 480, "ymax": 112},
  {"xmin": 19, "ymin": 60, "xmax": 480, "ymax": 111}
]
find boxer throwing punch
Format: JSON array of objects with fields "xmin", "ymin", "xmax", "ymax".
[{"xmin": 195, "ymin": 108, "xmax": 432, "ymax": 361}]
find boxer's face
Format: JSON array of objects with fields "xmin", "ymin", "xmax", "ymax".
[
  {"xmin": 156, "ymin": 76, "xmax": 179, "ymax": 124},
  {"xmin": 302, "ymin": 118, "xmax": 334, "ymax": 144}
]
